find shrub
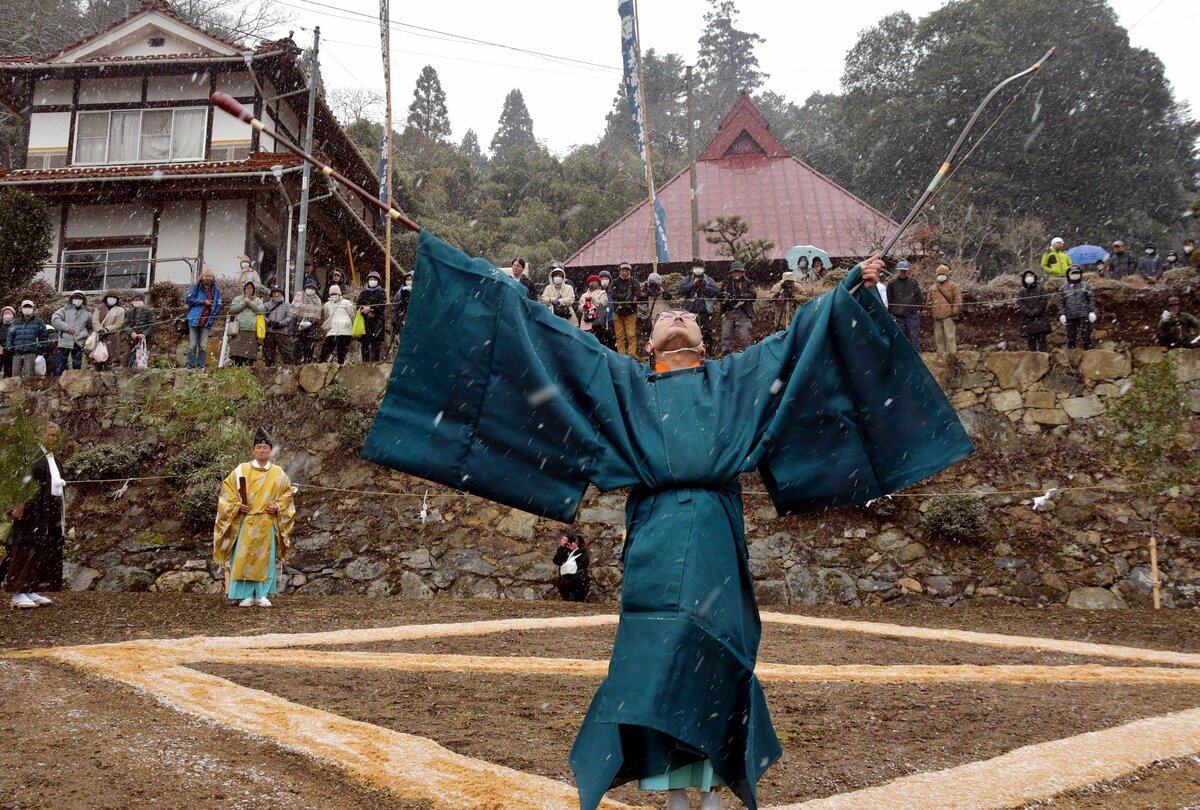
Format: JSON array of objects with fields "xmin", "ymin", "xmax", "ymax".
[
  {"xmin": 0, "ymin": 188, "xmax": 53, "ymax": 291},
  {"xmin": 66, "ymin": 441, "xmax": 157, "ymax": 482},
  {"xmin": 923, "ymin": 494, "xmax": 990, "ymax": 545},
  {"xmin": 0, "ymin": 403, "xmax": 45, "ymax": 513}
]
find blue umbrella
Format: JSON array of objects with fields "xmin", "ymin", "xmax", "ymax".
[{"xmin": 1067, "ymin": 244, "xmax": 1109, "ymax": 265}]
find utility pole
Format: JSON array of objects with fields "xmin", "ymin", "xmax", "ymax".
[
  {"xmin": 686, "ymin": 65, "xmax": 700, "ymax": 261},
  {"xmin": 294, "ymin": 25, "xmax": 320, "ymax": 296}
]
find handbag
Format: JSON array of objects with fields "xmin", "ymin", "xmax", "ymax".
[
  {"xmin": 351, "ymin": 309, "xmax": 367, "ymax": 338},
  {"xmin": 83, "ymin": 332, "xmax": 99, "ymax": 353},
  {"xmin": 255, "ymin": 313, "xmax": 267, "ymax": 340},
  {"xmin": 225, "ymin": 317, "xmax": 239, "ymax": 337},
  {"xmin": 560, "ymin": 550, "xmax": 580, "ymax": 576}
]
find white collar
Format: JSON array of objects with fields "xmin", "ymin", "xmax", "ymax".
[{"xmin": 249, "ymin": 459, "xmax": 271, "ymax": 470}]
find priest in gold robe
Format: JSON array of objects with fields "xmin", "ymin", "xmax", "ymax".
[{"xmin": 213, "ymin": 428, "xmax": 295, "ymax": 607}]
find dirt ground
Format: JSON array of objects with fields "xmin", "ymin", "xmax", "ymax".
[{"xmin": 7, "ymin": 593, "xmax": 1200, "ymax": 809}]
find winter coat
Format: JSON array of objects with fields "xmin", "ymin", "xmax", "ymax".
[
  {"xmin": 1016, "ymin": 278, "xmax": 1051, "ymax": 336},
  {"xmin": 886, "ymin": 276, "xmax": 923, "ymax": 317},
  {"xmin": 391, "ymin": 286, "xmax": 411, "ymax": 330},
  {"xmin": 356, "ymin": 285, "xmax": 388, "ymax": 340},
  {"xmin": 541, "ymin": 280, "xmax": 578, "ymax": 325},
  {"xmin": 578, "ymin": 289, "xmax": 608, "ymax": 332},
  {"xmin": 91, "ymin": 302, "xmax": 125, "ymax": 362},
  {"xmin": 51, "ymin": 295, "xmax": 92, "ymax": 350},
  {"xmin": 1107, "ymin": 251, "xmax": 1138, "ymax": 278},
  {"xmin": 322, "ymin": 297, "xmax": 356, "ymax": 337},
  {"xmin": 609, "ymin": 276, "xmax": 640, "ymax": 317},
  {"xmin": 1040, "ymin": 248, "xmax": 1071, "ymax": 277},
  {"xmin": 1057, "ymin": 279, "xmax": 1095, "ymax": 320},
  {"xmin": 720, "ymin": 276, "xmax": 756, "ymax": 316},
  {"xmin": 637, "ymin": 285, "xmax": 672, "ymax": 324},
  {"xmin": 122, "ymin": 305, "xmax": 155, "ymax": 344},
  {"xmin": 291, "ymin": 290, "xmax": 324, "ymax": 333},
  {"xmin": 185, "ymin": 282, "xmax": 222, "ymax": 329},
  {"xmin": 1138, "ymin": 255, "xmax": 1165, "ymax": 279},
  {"xmin": 926, "ymin": 280, "xmax": 962, "ymax": 321},
  {"xmin": 228, "ymin": 295, "xmax": 265, "ymax": 332},
  {"xmin": 511, "ymin": 273, "xmax": 534, "ymax": 300},
  {"xmin": 1158, "ymin": 310, "xmax": 1200, "ymax": 347},
  {"xmin": 264, "ymin": 298, "xmax": 293, "ymax": 333},
  {"xmin": 679, "ymin": 275, "xmax": 718, "ymax": 316},
  {"xmin": 5, "ymin": 315, "xmax": 48, "ymax": 354}
]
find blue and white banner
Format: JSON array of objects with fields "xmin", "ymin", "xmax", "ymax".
[
  {"xmin": 379, "ymin": 0, "xmax": 391, "ymax": 222},
  {"xmin": 617, "ymin": 0, "xmax": 669, "ymax": 264},
  {"xmin": 378, "ymin": 129, "xmax": 389, "ymax": 223}
]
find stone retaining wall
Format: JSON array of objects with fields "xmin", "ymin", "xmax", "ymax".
[{"xmin": 3, "ymin": 346, "xmax": 1198, "ymax": 609}]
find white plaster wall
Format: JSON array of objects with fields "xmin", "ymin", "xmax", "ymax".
[
  {"xmin": 216, "ymin": 71, "xmax": 253, "ymax": 97},
  {"xmin": 27, "ymin": 112, "xmax": 71, "ymax": 150},
  {"xmin": 156, "ymin": 200, "xmax": 202, "ymax": 284},
  {"xmin": 212, "ymin": 108, "xmax": 251, "ymax": 146},
  {"xmin": 147, "ymin": 72, "xmax": 209, "ymax": 101},
  {"xmin": 67, "ymin": 204, "xmax": 153, "ymax": 238},
  {"xmin": 275, "ymin": 100, "xmax": 300, "ymax": 141},
  {"xmin": 78, "ymin": 77, "xmax": 141, "ymax": 104},
  {"xmin": 33, "ymin": 80, "xmax": 72, "ymax": 106},
  {"xmin": 203, "ymin": 198, "xmax": 248, "ymax": 278},
  {"xmin": 37, "ymin": 205, "xmax": 63, "ymax": 288}
]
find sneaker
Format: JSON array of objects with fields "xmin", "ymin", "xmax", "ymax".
[
  {"xmin": 237, "ymin": 597, "xmax": 255, "ymax": 607},
  {"xmin": 254, "ymin": 597, "xmax": 272, "ymax": 607},
  {"xmin": 10, "ymin": 594, "xmax": 37, "ymax": 609},
  {"xmin": 27, "ymin": 593, "xmax": 52, "ymax": 606}
]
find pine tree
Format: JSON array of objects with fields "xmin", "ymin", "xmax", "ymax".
[
  {"xmin": 0, "ymin": 188, "xmax": 53, "ymax": 291},
  {"xmin": 490, "ymin": 89, "xmax": 536, "ymax": 161},
  {"xmin": 695, "ymin": 0, "xmax": 767, "ymax": 125},
  {"xmin": 459, "ymin": 128, "xmax": 487, "ymax": 172},
  {"xmin": 406, "ymin": 65, "xmax": 451, "ymax": 141}
]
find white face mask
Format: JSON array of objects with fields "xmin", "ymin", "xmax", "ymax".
[
  {"xmin": 106, "ymin": 297, "xmax": 117, "ymax": 306},
  {"xmin": 1185, "ymin": 246, "xmax": 1194, "ymax": 254},
  {"xmin": 600, "ymin": 278, "xmax": 610, "ymax": 288},
  {"xmin": 1069, "ymin": 273, "xmax": 1082, "ymax": 282},
  {"xmin": 936, "ymin": 274, "xmax": 948, "ymax": 283},
  {"xmin": 1146, "ymin": 248, "xmax": 1155, "ymax": 255},
  {"xmin": 330, "ymin": 294, "xmax": 341, "ymax": 301},
  {"xmin": 552, "ymin": 275, "xmax": 563, "ymax": 286},
  {"xmin": 72, "ymin": 299, "xmax": 84, "ymax": 308},
  {"xmin": 1023, "ymin": 275, "xmax": 1035, "ymax": 286},
  {"xmin": 367, "ymin": 279, "xmax": 379, "ymax": 288},
  {"xmin": 22, "ymin": 307, "xmax": 34, "ymax": 316},
  {"xmin": 2, "ymin": 314, "xmax": 11, "ymax": 323},
  {"xmin": 305, "ymin": 287, "xmax": 317, "ymax": 296},
  {"xmin": 133, "ymin": 301, "xmax": 144, "ymax": 309}
]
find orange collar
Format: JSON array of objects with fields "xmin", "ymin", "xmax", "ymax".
[{"xmin": 654, "ymin": 360, "xmax": 702, "ymax": 373}]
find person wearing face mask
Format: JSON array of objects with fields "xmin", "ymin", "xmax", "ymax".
[
  {"xmin": 122, "ymin": 291, "xmax": 154, "ymax": 368},
  {"xmin": 227, "ymin": 281, "xmax": 265, "ymax": 366},
  {"xmin": 5, "ymin": 300, "xmax": 48, "ymax": 378},
  {"xmin": 637, "ymin": 271, "xmax": 672, "ymax": 344},
  {"xmin": 290, "ymin": 276, "xmax": 324, "ymax": 364},
  {"xmin": 262, "ymin": 285, "xmax": 294, "ymax": 367},
  {"xmin": 679, "ymin": 263, "xmax": 718, "ymax": 347},
  {"xmin": 356, "ymin": 271, "xmax": 388, "ymax": 362},
  {"xmin": 925, "ymin": 265, "xmax": 962, "ymax": 357},
  {"xmin": 1040, "ymin": 237, "xmax": 1070, "ymax": 277},
  {"xmin": 1106, "ymin": 241, "xmax": 1137, "ymax": 279},
  {"xmin": 1057, "ymin": 265, "xmax": 1096, "ymax": 350},
  {"xmin": 594, "ymin": 270, "xmax": 616, "ymax": 349},
  {"xmin": 719, "ymin": 261, "xmax": 756, "ymax": 356},
  {"xmin": 1138, "ymin": 243, "xmax": 1165, "ymax": 284},
  {"xmin": 89, "ymin": 290, "xmax": 125, "ymax": 371},
  {"xmin": 390, "ymin": 271, "xmax": 414, "ymax": 350},
  {"xmin": 1016, "ymin": 271, "xmax": 1051, "ymax": 352},
  {"xmin": 0, "ymin": 306, "xmax": 15, "ymax": 378},
  {"xmin": 610, "ymin": 262, "xmax": 642, "ymax": 356},
  {"xmin": 578, "ymin": 275, "xmax": 608, "ymax": 336},
  {"xmin": 540, "ymin": 262, "xmax": 577, "ymax": 324},
  {"xmin": 320, "ymin": 283, "xmax": 357, "ymax": 363},
  {"xmin": 185, "ymin": 267, "xmax": 223, "ymax": 369},
  {"xmin": 236, "ymin": 254, "xmax": 261, "ymax": 289},
  {"xmin": 1163, "ymin": 251, "xmax": 1184, "ymax": 271},
  {"xmin": 50, "ymin": 291, "xmax": 91, "ymax": 376}
]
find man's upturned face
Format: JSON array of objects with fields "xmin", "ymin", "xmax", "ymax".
[
  {"xmin": 648, "ymin": 310, "xmax": 702, "ymax": 354},
  {"xmin": 253, "ymin": 443, "xmax": 271, "ymax": 463}
]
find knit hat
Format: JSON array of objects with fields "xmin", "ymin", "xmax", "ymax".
[
  {"xmin": 896, "ymin": 260, "xmax": 911, "ymax": 271},
  {"xmin": 647, "ymin": 272, "xmax": 662, "ymax": 284},
  {"xmin": 304, "ymin": 276, "xmax": 318, "ymax": 290},
  {"xmin": 599, "ymin": 269, "xmax": 612, "ymax": 278},
  {"xmin": 131, "ymin": 291, "xmax": 145, "ymax": 301},
  {"xmin": 586, "ymin": 274, "xmax": 601, "ymax": 285},
  {"xmin": 1, "ymin": 306, "xmax": 14, "ymax": 315},
  {"xmin": 935, "ymin": 265, "xmax": 950, "ymax": 275},
  {"xmin": 328, "ymin": 284, "xmax": 342, "ymax": 296},
  {"xmin": 730, "ymin": 261, "xmax": 746, "ymax": 272},
  {"xmin": 253, "ymin": 427, "xmax": 273, "ymax": 448},
  {"xmin": 1051, "ymin": 237, "xmax": 1064, "ymax": 246},
  {"xmin": 367, "ymin": 271, "xmax": 381, "ymax": 281}
]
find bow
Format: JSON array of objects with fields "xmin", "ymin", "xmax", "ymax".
[{"xmin": 877, "ymin": 47, "xmax": 1057, "ymax": 262}]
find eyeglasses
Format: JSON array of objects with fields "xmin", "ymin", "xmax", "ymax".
[{"xmin": 658, "ymin": 311, "xmax": 697, "ymax": 321}]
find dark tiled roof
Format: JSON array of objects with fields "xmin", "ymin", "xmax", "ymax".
[
  {"xmin": 0, "ymin": 151, "xmax": 302, "ymax": 182},
  {"xmin": 567, "ymin": 95, "xmax": 900, "ymax": 266}
]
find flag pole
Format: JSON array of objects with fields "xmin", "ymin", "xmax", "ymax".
[
  {"xmin": 381, "ymin": 0, "xmax": 394, "ymax": 301},
  {"xmin": 631, "ymin": 0, "xmax": 661, "ymax": 272}
]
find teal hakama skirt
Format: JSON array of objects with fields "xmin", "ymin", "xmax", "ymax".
[{"xmin": 226, "ymin": 524, "xmax": 277, "ymax": 600}]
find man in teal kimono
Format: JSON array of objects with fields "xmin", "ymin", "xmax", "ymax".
[{"xmin": 363, "ymin": 233, "xmax": 973, "ymax": 810}]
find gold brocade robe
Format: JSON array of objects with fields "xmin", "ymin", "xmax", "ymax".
[{"xmin": 213, "ymin": 462, "xmax": 296, "ymax": 582}]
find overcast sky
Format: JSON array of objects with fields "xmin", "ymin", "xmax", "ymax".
[{"xmin": 270, "ymin": 0, "xmax": 1199, "ymax": 157}]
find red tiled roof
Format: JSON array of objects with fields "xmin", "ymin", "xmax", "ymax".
[
  {"xmin": 567, "ymin": 95, "xmax": 899, "ymax": 267},
  {"xmin": 0, "ymin": 151, "xmax": 302, "ymax": 183}
]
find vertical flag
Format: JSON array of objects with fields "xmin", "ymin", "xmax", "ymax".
[
  {"xmin": 378, "ymin": 129, "xmax": 388, "ymax": 223},
  {"xmin": 617, "ymin": 0, "xmax": 670, "ymax": 265},
  {"xmin": 378, "ymin": 0, "xmax": 391, "ymax": 223}
]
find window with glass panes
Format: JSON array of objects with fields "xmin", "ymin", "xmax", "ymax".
[
  {"xmin": 61, "ymin": 248, "xmax": 151, "ymax": 292},
  {"xmin": 73, "ymin": 108, "xmax": 206, "ymax": 164}
]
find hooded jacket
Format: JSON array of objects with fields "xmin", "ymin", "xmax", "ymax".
[
  {"xmin": 322, "ymin": 294, "xmax": 356, "ymax": 336},
  {"xmin": 1040, "ymin": 248, "xmax": 1070, "ymax": 277},
  {"xmin": 1016, "ymin": 274, "xmax": 1051, "ymax": 336},
  {"xmin": 357, "ymin": 275, "xmax": 388, "ymax": 340},
  {"xmin": 1138, "ymin": 253, "xmax": 1165, "ymax": 279},
  {"xmin": 1058, "ymin": 276, "xmax": 1095, "ymax": 320},
  {"xmin": 541, "ymin": 273, "xmax": 578, "ymax": 325},
  {"xmin": 51, "ymin": 292, "xmax": 92, "ymax": 350}
]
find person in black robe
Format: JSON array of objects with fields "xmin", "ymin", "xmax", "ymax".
[
  {"xmin": 357, "ymin": 271, "xmax": 389, "ymax": 362},
  {"xmin": 552, "ymin": 529, "xmax": 590, "ymax": 602},
  {"xmin": 6, "ymin": 423, "xmax": 65, "ymax": 609}
]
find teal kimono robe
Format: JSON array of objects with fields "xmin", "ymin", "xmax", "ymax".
[{"xmin": 363, "ymin": 232, "xmax": 973, "ymax": 809}]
